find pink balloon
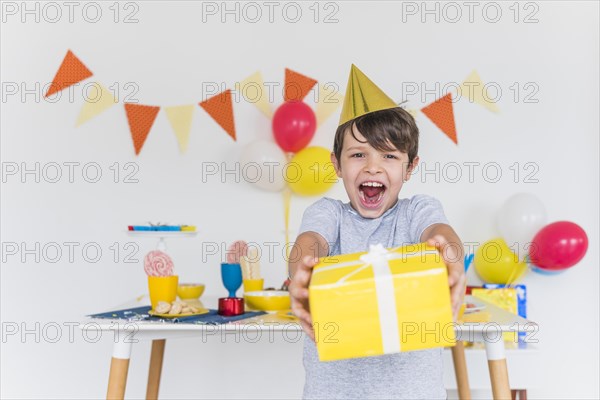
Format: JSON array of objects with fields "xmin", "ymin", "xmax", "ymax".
[
  {"xmin": 528, "ymin": 221, "xmax": 588, "ymax": 271},
  {"xmin": 272, "ymin": 101, "xmax": 316, "ymax": 153}
]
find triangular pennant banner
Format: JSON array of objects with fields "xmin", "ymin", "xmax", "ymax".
[
  {"xmin": 199, "ymin": 89, "xmax": 236, "ymax": 141},
  {"xmin": 460, "ymin": 70, "xmax": 500, "ymax": 113},
  {"xmin": 315, "ymin": 83, "xmax": 344, "ymax": 127},
  {"xmin": 75, "ymin": 83, "xmax": 117, "ymax": 126},
  {"xmin": 406, "ymin": 108, "xmax": 419, "ymax": 119},
  {"xmin": 239, "ymin": 71, "xmax": 272, "ymax": 118},
  {"xmin": 45, "ymin": 50, "xmax": 93, "ymax": 98},
  {"xmin": 124, "ymin": 104, "xmax": 160, "ymax": 155},
  {"xmin": 421, "ymin": 93, "xmax": 458, "ymax": 144},
  {"xmin": 284, "ymin": 68, "xmax": 317, "ymax": 102},
  {"xmin": 165, "ymin": 105, "xmax": 195, "ymax": 153}
]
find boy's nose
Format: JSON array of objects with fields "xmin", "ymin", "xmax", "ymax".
[{"xmin": 364, "ymin": 159, "xmax": 382, "ymax": 174}]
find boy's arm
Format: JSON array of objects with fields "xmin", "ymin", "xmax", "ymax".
[
  {"xmin": 420, "ymin": 223, "xmax": 466, "ymax": 319},
  {"xmin": 288, "ymin": 231, "xmax": 329, "ymax": 278},
  {"xmin": 288, "ymin": 231, "xmax": 329, "ymax": 341}
]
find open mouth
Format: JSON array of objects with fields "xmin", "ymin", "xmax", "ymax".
[{"xmin": 358, "ymin": 181, "xmax": 386, "ymax": 208}]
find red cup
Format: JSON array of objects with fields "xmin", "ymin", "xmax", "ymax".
[{"xmin": 218, "ymin": 297, "xmax": 244, "ymax": 316}]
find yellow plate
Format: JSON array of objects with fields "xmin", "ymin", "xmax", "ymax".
[
  {"xmin": 275, "ymin": 310, "xmax": 298, "ymax": 320},
  {"xmin": 149, "ymin": 308, "xmax": 209, "ymax": 318}
]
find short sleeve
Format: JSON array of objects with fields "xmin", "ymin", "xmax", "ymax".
[
  {"xmin": 407, "ymin": 194, "xmax": 450, "ymax": 243},
  {"xmin": 298, "ymin": 198, "xmax": 340, "ymax": 252}
]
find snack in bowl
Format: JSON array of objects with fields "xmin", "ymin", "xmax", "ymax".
[
  {"xmin": 177, "ymin": 283, "xmax": 205, "ymax": 299},
  {"xmin": 244, "ymin": 290, "xmax": 291, "ymax": 312}
]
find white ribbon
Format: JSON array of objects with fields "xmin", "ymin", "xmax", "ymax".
[{"xmin": 360, "ymin": 244, "xmax": 401, "ymax": 353}]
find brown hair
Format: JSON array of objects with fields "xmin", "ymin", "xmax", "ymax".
[{"xmin": 333, "ymin": 107, "xmax": 419, "ymax": 169}]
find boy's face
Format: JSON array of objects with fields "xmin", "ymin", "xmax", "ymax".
[{"xmin": 331, "ymin": 125, "xmax": 419, "ymax": 219}]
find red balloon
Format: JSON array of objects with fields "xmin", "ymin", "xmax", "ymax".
[
  {"xmin": 528, "ymin": 221, "xmax": 588, "ymax": 271},
  {"xmin": 272, "ymin": 101, "xmax": 316, "ymax": 153}
]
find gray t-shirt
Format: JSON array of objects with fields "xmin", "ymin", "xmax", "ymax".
[{"xmin": 298, "ymin": 194, "xmax": 450, "ymax": 400}]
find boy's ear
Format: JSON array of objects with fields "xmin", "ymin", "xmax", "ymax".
[
  {"xmin": 330, "ymin": 152, "xmax": 342, "ymax": 178},
  {"xmin": 406, "ymin": 156, "xmax": 420, "ymax": 180}
]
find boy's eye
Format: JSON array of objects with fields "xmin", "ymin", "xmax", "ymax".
[
  {"xmin": 351, "ymin": 153, "xmax": 365, "ymax": 158},
  {"xmin": 384, "ymin": 154, "xmax": 398, "ymax": 159}
]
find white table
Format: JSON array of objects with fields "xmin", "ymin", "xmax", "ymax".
[{"xmin": 81, "ymin": 295, "xmax": 536, "ymax": 400}]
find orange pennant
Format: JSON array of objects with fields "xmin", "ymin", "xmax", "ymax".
[
  {"xmin": 421, "ymin": 93, "xmax": 458, "ymax": 144},
  {"xmin": 124, "ymin": 104, "xmax": 160, "ymax": 155},
  {"xmin": 199, "ymin": 89, "xmax": 236, "ymax": 141},
  {"xmin": 45, "ymin": 50, "xmax": 93, "ymax": 98},
  {"xmin": 284, "ymin": 68, "xmax": 317, "ymax": 102}
]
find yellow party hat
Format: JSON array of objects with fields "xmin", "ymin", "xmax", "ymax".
[{"xmin": 338, "ymin": 64, "xmax": 398, "ymax": 126}]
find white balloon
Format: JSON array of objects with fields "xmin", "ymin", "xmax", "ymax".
[
  {"xmin": 496, "ymin": 193, "xmax": 547, "ymax": 259},
  {"xmin": 239, "ymin": 140, "xmax": 287, "ymax": 192}
]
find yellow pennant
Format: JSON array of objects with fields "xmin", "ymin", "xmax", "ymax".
[
  {"xmin": 460, "ymin": 70, "xmax": 500, "ymax": 113},
  {"xmin": 238, "ymin": 71, "xmax": 272, "ymax": 118},
  {"xmin": 75, "ymin": 82, "xmax": 117, "ymax": 126},
  {"xmin": 165, "ymin": 105, "xmax": 195, "ymax": 153},
  {"xmin": 406, "ymin": 108, "xmax": 419, "ymax": 119},
  {"xmin": 316, "ymin": 83, "xmax": 344, "ymax": 127}
]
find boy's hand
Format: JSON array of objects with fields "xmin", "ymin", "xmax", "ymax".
[
  {"xmin": 289, "ymin": 255, "xmax": 319, "ymax": 341},
  {"xmin": 426, "ymin": 234, "xmax": 466, "ymax": 319}
]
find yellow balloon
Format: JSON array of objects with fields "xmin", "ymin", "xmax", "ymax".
[
  {"xmin": 474, "ymin": 238, "xmax": 527, "ymax": 284},
  {"xmin": 286, "ymin": 146, "xmax": 337, "ymax": 196}
]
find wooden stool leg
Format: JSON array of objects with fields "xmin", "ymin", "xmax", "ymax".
[
  {"xmin": 107, "ymin": 341, "xmax": 133, "ymax": 400},
  {"xmin": 146, "ymin": 339, "xmax": 166, "ymax": 400},
  {"xmin": 107, "ymin": 358, "xmax": 130, "ymax": 399},
  {"xmin": 451, "ymin": 341, "xmax": 471, "ymax": 399},
  {"xmin": 484, "ymin": 337, "xmax": 511, "ymax": 400},
  {"xmin": 487, "ymin": 358, "xmax": 511, "ymax": 399},
  {"xmin": 484, "ymin": 331, "xmax": 511, "ymax": 400}
]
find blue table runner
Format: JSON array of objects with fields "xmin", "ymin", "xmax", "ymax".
[{"xmin": 88, "ymin": 306, "xmax": 266, "ymax": 325}]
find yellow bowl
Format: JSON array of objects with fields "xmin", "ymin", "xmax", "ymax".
[
  {"xmin": 244, "ymin": 290, "xmax": 291, "ymax": 312},
  {"xmin": 177, "ymin": 283, "xmax": 205, "ymax": 300}
]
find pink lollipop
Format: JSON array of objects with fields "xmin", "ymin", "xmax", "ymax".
[
  {"xmin": 227, "ymin": 240, "xmax": 248, "ymax": 264},
  {"xmin": 144, "ymin": 250, "xmax": 174, "ymax": 276}
]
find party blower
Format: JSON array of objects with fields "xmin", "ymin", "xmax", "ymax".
[{"xmin": 218, "ymin": 263, "xmax": 245, "ymax": 316}]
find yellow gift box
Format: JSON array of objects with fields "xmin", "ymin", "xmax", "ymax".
[{"xmin": 309, "ymin": 243, "xmax": 456, "ymax": 362}]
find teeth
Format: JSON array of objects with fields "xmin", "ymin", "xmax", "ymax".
[{"xmin": 361, "ymin": 181, "xmax": 383, "ymax": 187}]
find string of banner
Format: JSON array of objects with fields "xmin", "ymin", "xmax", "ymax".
[{"xmin": 45, "ymin": 50, "xmax": 499, "ymax": 156}]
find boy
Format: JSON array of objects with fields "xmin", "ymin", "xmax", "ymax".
[{"xmin": 289, "ymin": 65, "xmax": 466, "ymax": 399}]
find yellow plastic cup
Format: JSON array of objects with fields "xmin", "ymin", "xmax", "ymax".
[
  {"xmin": 148, "ymin": 275, "xmax": 179, "ymax": 309},
  {"xmin": 243, "ymin": 278, "xmax": 264, "ymax": 293}
]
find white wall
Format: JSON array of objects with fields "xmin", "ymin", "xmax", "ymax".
[{"xmin": 1, "ymin": 1, "xmax": 598, "ymax": 398}]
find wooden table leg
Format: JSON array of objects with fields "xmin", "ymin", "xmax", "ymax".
[
  {"xmin": 107, "ymin": 340, "xmax": 133, "ymax": 400},
  {"xmin": 451, "ymin": 341, "xmax": 471, "ymax": 399},
  {"xmin": 484, "ymin": 337, "xmax": 511, "ymax": 400},
  {"xmin": 146, "ymin": 339, "xmax": 166, "ymax": 400}
]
